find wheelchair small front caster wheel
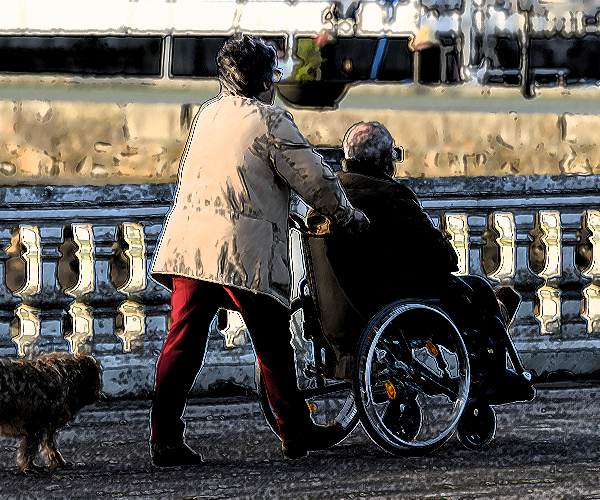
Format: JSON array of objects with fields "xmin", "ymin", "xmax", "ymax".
[{"xmin": 457, "ymin": 400, "xmax": 496, "ymax": 450}]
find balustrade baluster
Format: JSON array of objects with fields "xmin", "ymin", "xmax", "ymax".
[
  {"xmin": 533, "ymin": 211, "xmax": 562, "ymax": 335},
  {"xmin": 118, "ymin": 223, "xmax": 146, "ymax": 294},
  {"xmin": 8, "ymin": 226, "xmax": 42, "ymax": 357},
  {"xmin": 218, "ymin": 310, "xmax": 248, "ymax": 349},
  {"xmin": 88, "ymin": 225, "xmax": 127, "ymax": 356},
  {"xmin": 466, "ymin": 214, "xmax": 491, "ymax": 279},
  {"xmin": 62, "ymin": 224, "xmax": 95, "ymax": 355},
  {"xmin": 0, "ymin": 227, "xmax": 20, "ymax": 356},
  {"xmin": 443, "ymin": 214, "xmax": 469, "ymax": 275},
  {"xmin": 136, "ymin": 223, "xmax": 172, "ymax": 354},
  {"xmin": 10, "ymin": 304, "xmax": 40, "ymax": 358},
  {"xmin": 64, "ymin": 302, "xmax": 94, "ymax": 355},
  {"xmin": 17, "ymin": 226, "xmax": 41, "ymax": 298},
  {"xmin": 582, "ymin": 210, "xmax": 600, "ymax": 334},
  {"xmin": 514, "ymin": 214, "xmax": 545, "ymax": 289},
  {"xmin": 93, "ymin": 225, "xmax": 128, "ymax": 306},
  {"xmin": 113, "ymin": 223, "xmax": 146, "ymax": 353},
  {"xmin": 487, "ymin": 213, "xmax": 516, "ymax": 284},
  {"xmin": 560, "ymin": 212, "xmax": 593, "ymax": 337},
  {"xmin": 116, "ymin": 300, "xmax": 145, "ymax": 353},
  {"xmin": 68, "ymin": 225, "xmax": 95, "ymax": 296},
  {"xmin": 37, "ymin": 227, "xmax": 73, "ymax": 353},
  {"xmin": 509, "ymin": 213, "xmax": 544, "ymax": 338},
  {"xmin": 560, "ymin": 213, "xmax": 591, "ymax": 288}
]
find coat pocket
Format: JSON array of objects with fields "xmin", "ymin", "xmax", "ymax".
[{"xmin": 231, "ymin": 215, "xmax": 277, "ymax": 292}]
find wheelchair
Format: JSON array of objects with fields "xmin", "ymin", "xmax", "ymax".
[{"xmin": 256, "ymin": 213, "xmax": 536, "ymax": 456}]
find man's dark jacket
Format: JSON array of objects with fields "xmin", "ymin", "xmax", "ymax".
[{"xmin": 307, "ymin": 160, "xmax": 459, "ymax": 378}]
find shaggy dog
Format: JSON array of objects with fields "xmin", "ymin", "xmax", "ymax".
[{"xmin": 0, "ymin": 352, "xmax": 103, "ymax": 473}]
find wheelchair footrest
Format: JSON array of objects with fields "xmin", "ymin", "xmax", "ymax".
[{"xmin": 470, "ymin": 369, "xmax": 535, "ymax": 405}]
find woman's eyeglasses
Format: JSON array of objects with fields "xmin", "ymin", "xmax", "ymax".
[{"xmin": 272, "ymin": 68, "xmax": 283, "ymax": 83}]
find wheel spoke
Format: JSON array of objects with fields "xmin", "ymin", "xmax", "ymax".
[
  {"xmin": 258, "ymin": 367, "xmax": 359, "ymax": 444},
  {"xmin": 355, "ymin": 300, "xmax": 470, "ymax": 456}
]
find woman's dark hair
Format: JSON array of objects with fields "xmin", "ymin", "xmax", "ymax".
[{"xmin": 216, "ymin": 34, "xmax": 277, "ymax": 98}]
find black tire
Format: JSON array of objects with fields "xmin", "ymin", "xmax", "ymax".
[
  {"xmin": 457, "ymin": 400, "xmax": 497, "ymax": 450},
  {"xmin": 257, "ymin": 365, "xmax": 359, "ymax": 447},
  {"xmin": 354, "ymin": 300, "xmax": 470, "ymax": 456}
]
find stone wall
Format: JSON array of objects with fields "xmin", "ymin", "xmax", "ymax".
[
  {"xmin": 0, "ymin": 95, "xmax": 599, "ymax": 186},
  {"xmin": 292, "ymin": 109, "xmax": 600, "ymax": 178},
  {"xmin": 0, "ymin": 100, "xmax": 185, "ymax": 185}
]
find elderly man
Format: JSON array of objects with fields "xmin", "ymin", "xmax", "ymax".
[
  {"xmin": 321, "ymin": 121, "xmax": 460, "ymax": 316},
  {"xmin": 310, "ymin": 122, "xmax": 532, "ymax": 405},
  {"xmin": 149, "ymin": 35, "xmax": 368, "ymax": 466}
]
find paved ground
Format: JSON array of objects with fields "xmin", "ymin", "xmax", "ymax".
[{"xmin": 1, "ymin": 383, "xmax": 600, "ymax": 499}]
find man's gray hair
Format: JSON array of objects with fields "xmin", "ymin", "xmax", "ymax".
[{"xmin": 343, "ymin": 122, "xmax": 394, "ymax": 164}]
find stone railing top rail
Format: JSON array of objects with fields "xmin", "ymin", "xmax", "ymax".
[
  {"xmin": 408, "ymin": 174, "xmax": 600, "ymax": 198},
  {"xmin": 0, "ymin": 173, "xmax": 598, "ymax": 212},
  {"xmin": 0, "ymin": 184, "xmax": 176, "ymax": 209}
]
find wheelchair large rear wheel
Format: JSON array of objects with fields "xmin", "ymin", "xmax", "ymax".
[
  {"xmin": 257, "ymin": 365, "xmax": 359, "ymax": 447},
  {"xmin": 354, "ymin": 300, "xmax": 470, "ymax": 456}
]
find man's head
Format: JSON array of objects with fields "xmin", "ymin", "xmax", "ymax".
[
  {"xmin": 343, "ymin": 122, "xmax": 396, "ymax": 176},
  {"xmin": 216, "ymin": 34, "xmax": 279, "ymax": 102}
]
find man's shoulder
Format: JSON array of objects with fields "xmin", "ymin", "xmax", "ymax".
[
  {"xmin": 338, "ymin": 172, "xmax": 410, "ymax": 192},
  {"xmin": 338, "ymin": 172, "xmax": 420, "ymax": 207}
]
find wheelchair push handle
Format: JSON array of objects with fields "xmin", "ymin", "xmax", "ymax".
[
  {"xmin": 289, "ymin": 208, "xmax": 369, "ymax": 236},
  {"xmin": 288, "ymin": 212, "xmax": 332, "ymax": 237}
]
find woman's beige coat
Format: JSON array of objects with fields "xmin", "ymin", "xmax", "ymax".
[{"xmin": 151, "ymin": 95, "xmax": 354, "ymax": 307}]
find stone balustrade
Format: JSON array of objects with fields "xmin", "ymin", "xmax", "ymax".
[
  {"xmin": 0, "ymin": 172, "xmax": 598, "ymax": 397},
  {"xmin": 0, "ymin": 183, "xmax": 255, "ymax": 398},
  {"xmin": 413, "ymin": 174, "xmax": 600, "ymax": 378}
]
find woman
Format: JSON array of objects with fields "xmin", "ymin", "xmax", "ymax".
[{"xmin": 149, "ymin": 34, "xmax": 368, "ymax": 466}]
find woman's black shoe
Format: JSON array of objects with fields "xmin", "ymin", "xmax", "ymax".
[
  {"xmin": 150, "ymin": 442, "xmax": 204, "ymax": 467},
  {"xmin": 281, "ymin": 422, "xmax": 345, "ymax": 459}
]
